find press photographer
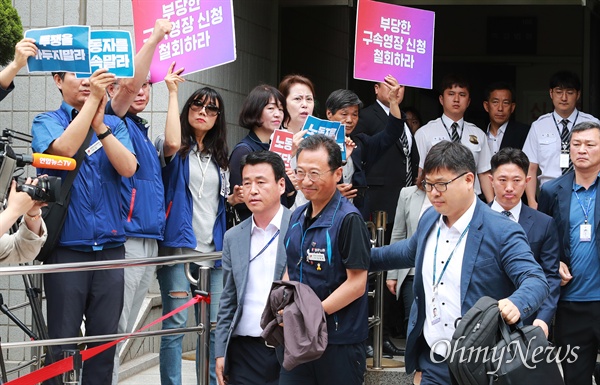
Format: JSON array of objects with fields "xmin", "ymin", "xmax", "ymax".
[{"xmin": 0, "ymin": 177, "xmax": 47, "ymax": 263}]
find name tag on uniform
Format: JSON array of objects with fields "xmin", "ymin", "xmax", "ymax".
[
  {"xmin": 307, "ymin": 252, "xmax": 325, "ymax": 262},
  {"xmin": 560, "ymin": 148, "xmax": 570, "ymax": 169},
  {"xmin": 580, "ymin": 223, "xmax": 592, "ymax": 242},
  {"xmin": 86, "ymin": 140, "xmax": 103, "ymax": 156}
]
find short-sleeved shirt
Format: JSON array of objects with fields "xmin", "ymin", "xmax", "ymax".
[
  {"xmin": 522, "ymin": 109, "xmax": 600, "ymax": 186},
  {"xmin": 415, "ymin": 115, "xmax": 492, "ymax": 195}
]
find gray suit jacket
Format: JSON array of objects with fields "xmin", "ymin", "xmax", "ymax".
[
  {"xmin": 387, "ymin": 186, "xmax": 426, "ymax": 298},
  {"xmin": 214, "ymin": 207, "xmax": 291, "ymax": 365}
]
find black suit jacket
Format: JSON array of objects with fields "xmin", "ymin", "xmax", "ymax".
[
  {"xmin": 491, "ymin": 120, "xmax": 530, "ymax": 151},
  {"xmin": 354, "ymin": 102, "xmax": 419, "ymax": 226}
]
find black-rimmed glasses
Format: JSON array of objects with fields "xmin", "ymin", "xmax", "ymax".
[{"xmin": 421, "ymin": 172, "xmax": 468, "ymax": 192}]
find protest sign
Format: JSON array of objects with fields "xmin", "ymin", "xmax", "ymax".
[
  {"xmin": 132, "ymin": 0, "xmax": 236, "ymax": 83},
  {"xmin": 76, "ymin": 30, "xmax": 134, "ymax": 78},
  {"xmin": 25, "ymin": 25, "xmax": 91, "ymax": 73},
  {"xmin": 301, "ymin": 116, "xmax": 347, "ymax": 161},
  {"xmin": 269, "ymin": 130, "xmax": 294, "ymax": 168},
  {"xmin": 354, "ymin": 0, "xmax": 435, "ymax": 89}
]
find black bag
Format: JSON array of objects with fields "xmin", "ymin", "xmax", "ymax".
[
  {"xmin": 35, "ymin": 130, "xmax": 93, "ymax": 262},
  {"xmin": 449, "ymin": 296, "xmax": 501, "ymax": 385},
  {"xmin": 485, "ymin": 320, "xmax": 564, "ymax": 385},
  {"xmin": 225, "ymin": 201, "xmax": 241, "ymax": 229},
  {"xmin": 449, "ymin": 296, "xmax": 565, "ymax": 385}
]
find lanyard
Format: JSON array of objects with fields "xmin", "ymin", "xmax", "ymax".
[
  {"xmin": 432, "ymin": 223, "xmax": 470, "ymax": 290},
  {"xmin": 441, "ymin": 118, "xmax": 464, "ymax": 142},
  {"xmin": 574, "ymin": 185, "xmax": 596, "ymax": 224},
  {"xmin": 553, "ymin": 111, "xmax": 579, "ymax": 139},
  {"xmin": 249, "ymin": 229, "xmax": 280, "ymax": 263},
  {"xmin": 195, "ymin": 151, "xmax": 212, "ymax": 198}
]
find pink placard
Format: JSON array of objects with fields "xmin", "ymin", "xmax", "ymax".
[
  {"xmin": 132, "ymin": 0, "xmax": 236, "ymax": 83},
  {"xmin": 269, "ymin": 130, "xmax": 294, "ymax": 168},
  {"xmin": 354, "ymin": 0, "xmax": 435, "ymax": 89}
]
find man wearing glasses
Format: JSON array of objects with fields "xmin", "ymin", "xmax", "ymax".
[
  {"xmin": 281, "ymin": 134, "xmax": 371, "ymax": 385},
  {"xmin": 523, "ymin": 70, "xmax": 600, "ymax": 209},
  {"xmin": 369, "ymin": 141, "xmax": 549, "ymax": 385}
]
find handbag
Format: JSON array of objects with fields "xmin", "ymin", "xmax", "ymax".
[
  {"xmin": 225, "ymin": 201, "xmax": 241, "ymax": 229},
  {"xmin": 35, "ymin": 129, "xmax": 93, "ymax": 262},
  {"xmin": 484, "ymin": 318, "xmax": 564, "ymax": 385}
]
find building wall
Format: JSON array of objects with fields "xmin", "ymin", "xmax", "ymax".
[{"xmin": 0, "ymin": 0, "xmax": 280, "ymax": 374}]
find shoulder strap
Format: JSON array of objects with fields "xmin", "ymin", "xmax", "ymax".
[{"xmin": 58, "ymin": 129, "xmax": 94, "ymax": 202}]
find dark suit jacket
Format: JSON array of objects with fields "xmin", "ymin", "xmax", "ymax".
[
  {"xmin": 354, "ymin": 102, "xmax": 419, "ymax": 224},
  {"xmin": 538, "ymin": 172, "xmax": 600, "ymax": 267},
  {"xmin": 349, "ymin": 112, "xmax": 405, "ymax": 219},
  {"xmin": 370, "ymin": 199, "xmax": 549, "ymax": 373},
  {"xmin": 214, "ymin": 207, "xmax": 291, "ymax": 371},
  {"xmin": 489, "ymin": 120, "xmax": 530, "ymax": 151},
  {"xmin": 490, "ymin": 204, "xmax": 560, "ymax": 325}
]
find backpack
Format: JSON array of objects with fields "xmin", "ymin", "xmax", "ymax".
[{"xmin": 448, "ymin": 296, "xmax": 500, "ymax": 385}]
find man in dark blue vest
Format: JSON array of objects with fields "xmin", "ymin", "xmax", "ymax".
[{"xmin": 281, "ymin": 134, "xmax": 371, "ymax": 385}]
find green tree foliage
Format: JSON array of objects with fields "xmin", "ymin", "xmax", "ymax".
[{"xmin": 0, "ymin": 0, "xmax": 24, "ymax": 66}]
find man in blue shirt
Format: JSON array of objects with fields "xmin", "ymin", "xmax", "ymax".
[
  {"xmin": 538, "ymin": 121, "xmax": 600, "ymax": 385},
  {"xmin": 104, "ymin": 19, "xmax": 175, "ymax": 384},
  {"xmin": 32, "ymin": 68, "xmax": 136, "ymax": 385}
]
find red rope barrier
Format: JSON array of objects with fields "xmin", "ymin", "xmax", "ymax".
[{"xmin": 6, "ymin": 293, "xmax": 209, "ymax": 384}]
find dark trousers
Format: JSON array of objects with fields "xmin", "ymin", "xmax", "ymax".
[
  {"xmin": 401, "ymin": 275, "xmax": 415, "ymax": 333},
  {"xmin": 227, "ymin": 336, "xmax": 280, "ymax": 385},
  {"xmin": 279, "ymin": 342, "xmax": 366, "ymax": 385},
  {"xmin": 555, "ymin": 300, "xmax": 600, "ymax": 385},
  {"xmin": 418, "ymin": 344, "xmax": 451, "ymax": 385},
  {"xmin": 44, "ymin": 246, "xmax": 125, "ymax": 385}
]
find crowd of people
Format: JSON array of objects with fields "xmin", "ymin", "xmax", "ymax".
[{"xmin": 2, "ymin": 16, "xmax": 600, "ymax": 385}]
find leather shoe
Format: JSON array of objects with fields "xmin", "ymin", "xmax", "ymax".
[
  {"xmin": 366, "ymin": 344, "xmax": 393, "ymax": 359},
  {"xmin": 382, "ymin": 338, "xmax": 405, "ymax": 356}
]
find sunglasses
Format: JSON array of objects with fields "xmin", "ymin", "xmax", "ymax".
[{"xmin": 190, "ymin": 99, "xmax": 220, "ymax": 117}]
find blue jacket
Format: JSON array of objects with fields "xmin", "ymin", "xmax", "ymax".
[
  {"xmin": 285, "ymin": 190, "xmax": 369, "ymax": 345},
  {"xmin": 106, "ymin": 102, "xmax": 165, "ymax": 239},
  {"xmin": 159, "ymin": 151, "xmax": 227, "ymax": 252},
  {"xmin": 370, "ymin": 199, "xmax": 549, "ymax": 373},
  {"xmin": 31, "ymin": 102, "xmax": 135, "ymax": 247}
]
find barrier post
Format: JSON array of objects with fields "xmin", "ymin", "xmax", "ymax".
[{"xmin": 185, "ymin": 264, "xmax": 211, "ymax": 385}]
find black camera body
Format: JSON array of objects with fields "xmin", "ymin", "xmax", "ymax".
[
  {"xmin": 0, "ymin": 129, "xmax": 61, "ymax": 204},
  {"xmin": 15, "ymin": 176, "xmax": 61, "ymax": 202}
]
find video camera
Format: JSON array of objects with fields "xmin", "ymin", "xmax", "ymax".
[{"xmin": 0, "ymin": 129, "xmax": 61, "ymax": 203}]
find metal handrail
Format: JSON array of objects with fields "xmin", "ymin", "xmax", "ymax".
[
  {"xmin": 0, "ymin": 252, "xmax": 222, "ymax": 276},
  {"xmin": 1, "ymin": 326, "xmax": 204, "ymax": 349},
  {"xmin": 0, "ymin": 251, "xmax": 222, "ymax": 385}
]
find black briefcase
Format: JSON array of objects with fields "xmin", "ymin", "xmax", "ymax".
[{"xmin": 485, "ymin": 320, "xmax": 564, "ymax": 385}]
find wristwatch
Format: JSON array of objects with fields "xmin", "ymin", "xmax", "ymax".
[{"xmin": 97, "ymin": 126, "xmax": 112, "ymax": 140}]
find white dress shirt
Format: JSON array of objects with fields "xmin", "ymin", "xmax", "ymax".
[
  {"xmin": 486, "ymin": 121, "xmax": 508, "ymax": 155},
  {"xmin": 490, "ymin": 199, "xmax": 522, "ymax": 223},
  {"xmin": 422, "ymin": 196, "xmax": 477, "ymax": 356},
  {"xmin": 233, "ymin": 205, "xmax": 284, "ymax": 337}
]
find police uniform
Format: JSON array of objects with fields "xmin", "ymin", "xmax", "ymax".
[
  {"xmin": 522, "ymin": 109, "xmax": 600, "ymax": 186},
  {"xmin": 415, "ymin": 115, "xmax": 492, "ymax": 195}
]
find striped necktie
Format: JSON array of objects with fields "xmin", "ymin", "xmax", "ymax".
[
  {"xmin": 451, "ymin": 122, "xmax": 460, "ymax": 142},
  {"xmin": 560, "ymin": 119, "xmax": 573, "ymax": 175},
  {"xmin": 400, "ymin": 126, "xmax": 413, "ymax": 186}
]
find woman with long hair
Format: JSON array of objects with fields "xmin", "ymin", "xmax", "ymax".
[{"xmin": 156, "ymin": 82, "xmax": 241, "ymax": 385}]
